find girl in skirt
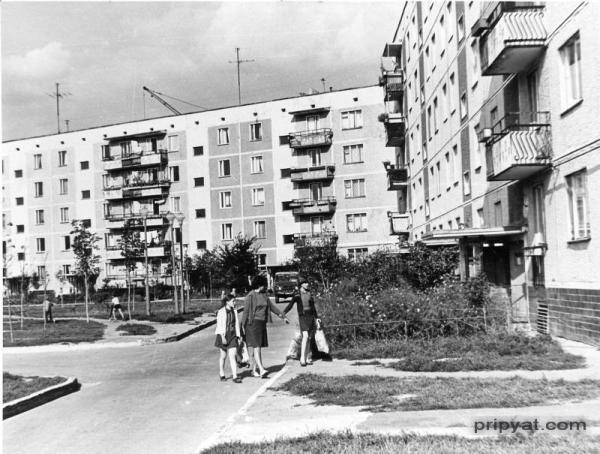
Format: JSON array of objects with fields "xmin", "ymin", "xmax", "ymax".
[{"xmin": 215, "ymin": 294, "xmax": 242, "ymax": 383}]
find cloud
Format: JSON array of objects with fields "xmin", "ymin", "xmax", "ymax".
[{"xmin": 4, "ymin": 41, "xmax": 71, "ymax": 80}]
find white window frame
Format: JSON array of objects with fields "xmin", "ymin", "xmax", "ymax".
[
  {"xmin": 459, "ymin": 92, "xmax": 467, "ymax": 119},
  {"xmin": 59, "ymin": 178, "xmax": 68, "ymax": 195},
  {"xmin": 34, "ymin": 154, "xmax": 42, "ymax": 169},
  {"xmin": 346, "ymin": 213, "xmax": 368, "ymax": 233},
  {"xmin": 58, "ymin": 150, "xmax": 67, "ymax": 167},
  {"xmin": 341, "ymin": 110, "xmax": 363, "ymax": 130},
  {"xmin": 252, "ymin": 187, "xmax": 265, "ymax": 206},
  {"xmin": 218, "ymin": 159, "xmax": 231, "ymax": 177},
  {"xmin": 566, "ymin": 169, "xmax": 590, "ymax": 240},
  {"xmin": 310, "ymin": 148, "xmax": 322, "ymax": 166},
  {"xmin": 60, "ymin": 207, "xmax": 69, "ymax": 223},
  {"xmin": 249, "ymin": 122, "xmax": 263, "ymax": 141},
  {"xmin": 36, "ymin": 238, "xmax": 46, "ymax": 253},
  {"xmin": 452, "ymin": 145, "xmax": 460, "ymax": 184},
  {"xmin": 34, "ymin": 181, "xmax": 43, "ymax": 198},
  {"xmin": 221, "ymin": 223, "xmax": 233, "ymax": 241},
  {"xmin": 171, "ymin": 196, "xmax": 181, "ymax": 213},
  {"xmin": 250, "ymin": 155, "xmax": 264, "ymax": 174},
  {"xmin": 168, "ymin": 135, "xmax": 179, "ymax": 152},
  {"xmin": 217, "ymin": 127, "xmax": 230, "ymax": 145},
  {"xmin": 559, "ymin": 32, "xmax": 582, "ymax": 112},
  {"xmin": 219, "ymin": 191, "xmax": 232, "ymax": 209},
  {"xmin": 35, "ymin": 209, "xmax": 44, "ymax": 225},
  {"xmin": 348, "ymin": 247, "xmax": 368, "ymax": 261},
  {"xmin": 343, "ymin": 144, "xmax": 364, "ymax": 164},
  {"xmin": 344, "ymin": 178, "xmax": 366, "ymax": 198},
  {"xmin": 253, "ymin": 220, "xmax": 266, "ymax": 238}
]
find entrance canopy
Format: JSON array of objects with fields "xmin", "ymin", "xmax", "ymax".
[{"xmin": 422, "ymin": 226, "xmax": 526, "ymax": 241}]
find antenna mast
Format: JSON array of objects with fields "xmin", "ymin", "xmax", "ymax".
[
  {"xmin": 228, "ymin": 47, "xmax": 255, "ymax": 105},
  {"xmin": 47, "ymin": 83, "xmax": 71, "ymax": 134}
]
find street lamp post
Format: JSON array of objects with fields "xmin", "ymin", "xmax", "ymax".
[
  {"xmin": 175, "ymin": 213, "xmax": 185, "ymax": 313},
  {"xmin": 140, "ymin": 206, "xmax": 151, "ymax": 316},
  {"xmin": 166, "ymin": 212, "xmax": 179, "ymax": 314},
  {"xmin": 183, "ymin": 243, "xmax": 190, "ymax": 311}
]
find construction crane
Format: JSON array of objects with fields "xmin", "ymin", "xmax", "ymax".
[{"xmin": 142, "ymin": 86, "xmax": 182, "ymax": 115}]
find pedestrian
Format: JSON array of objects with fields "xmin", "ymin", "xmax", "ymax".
[
  {"xmin": 43, "ymin": 298, "xmax": 54, "ymax": 323},
  {"xmin": 109, "ymin": 295, "xmax": 126, "ymax": 321},
  {"xmin": 215, "ymin": 294, "xmax": 242, "ymax": 383},
  {"xmin": 242, "ymin": 275, "xmax": 288, "ymax": 378},
  {"xmin": 284, "ymin": 281, "xmax": 320, "ymax": 366}
]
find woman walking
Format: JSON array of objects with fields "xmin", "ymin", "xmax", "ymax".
[
  {"xmin": 284, "ymin": 281, "xmax": 320, "ymax": 366},
  {"xmin": 215, "ymin": 294, "xmax": 242, "ymax": 383},
  {"xmin": 242, "ymin": 275, "xmax": 288, "ymax": 378}
]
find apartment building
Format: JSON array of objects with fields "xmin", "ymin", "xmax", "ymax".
[
  {"xmin": 2, "ymin": 85, "xmax": 400, "ymax": 295},
  {"xmin": 385, "ymin": 1, "xmax": 599, "ymax": 343}
]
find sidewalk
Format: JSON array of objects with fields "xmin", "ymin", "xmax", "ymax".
[{"xmin": 206, "ymin": 337, "xmax": 600, "ymax": 448}]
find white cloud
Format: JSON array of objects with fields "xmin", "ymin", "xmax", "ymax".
[{"xmin": 4, "ymin": 42, "xmax": 70, "ymax": 80}]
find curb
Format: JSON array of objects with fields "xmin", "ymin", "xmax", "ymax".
[
  {"xmin": 3, "ymin": 377, "xmax": 80, "ymax": 420},
  {"xmin": 145, "ymin": 318, "xmax": 218, "ymax": 344}
]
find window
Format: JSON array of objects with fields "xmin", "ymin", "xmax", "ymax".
[
  {"xmin": 559, "ymin": 33, "xmax": 582, "ymax": 110},
  {"xmin": 195, "ymin": 209, "xmax": 206, "ymax": 218},
  {"xmin": 433, "ymin": 97, "xmax": 439, "ymax": 133},
  {"xmin": 168, "ymin": 135, "xmax": 179, "ymax": 151},
  {"xmin": 16, "ymin": 224, "xmax": 24, "ymax": 233},
  {"xmin": 343, "ymin": 144, "xmax": 364, "ymax": 164},
  {"xmin": 494, "ymin": 202, "xmax": 503, "ymax": 226},
  {"xmin": 250, "ymin": 156, "xmax": 264, "ymax": 173},
  {"xmin": 253, "ymin": 220, "xmax": 266, "ymax": 238},
  {"xmin": 64, "ymin": 235, "xmax": 71, "ymax": 250},
  {"xmin": 80, "ymin": 161, "xmax": 89, "ymax": 170},
  {"xmin": 120, "ymin": 142, "xmax": 132, "ymax": 157},
  {"xmin": 169, "ymin": 166, "xmax": 180, "ymax": 182},
  {"xmin": 14, "ymin": 169, "xmax": 23, "ymax": 178},
  {"xmin": 460, "ymin": 92, "xmax": 467, "ymax": 119},
  {"xmin": 82, "ymin": 190, "xmax": 91, "ymax": 199},
  {"xmin": 252, "ymin": 187, "xmax": 265, "ymax": 206},
  {"xmin": 344, "ymin": 179, "xmax": 365, "ymax": 198},
  {"xmin": 250, "ymin": 122, "xmax": 262, "ymax": 141},
  {"xmin": 36, "ymin": 238, "xmax": 46, "ymax": 252},
  {"xmin": 62, "ymin": 264, "xmax": 71, "ymax": 275},
  {"xmin": 218, "ymin": 159, "xmax": 231, "ymax": 177},
  {"xmin": 476, "ymin": 208, "xmax": 485, "ymax": 228},
  {"xmin": 58, "ymin": 150, "xmax": 67, "ymax": 167},
  {"xmin": 81, "ymin": 219, "xmax": 91, "ymax": 228},
  {"xmin": 310, "ymin": 149, "xmax": 321, "ymax": 166},
  {"xmin": 531, "ymin": 185, "xmax": 545, "ymax": 235},
  {"xmin": 221, "ymin": 223, "xmax": 233, "ymax": 240},
  {"xmin": 306, "ymin": 115, "xmax": 319, "ymax": 131},
  {"xmin": 471, "ymin": 40, "xmax": 479, "ymax": 83},
  {"xmin": 452, "ymin": 145, "xmax": 459, "ymax": 184},
  {"xmin": 445, "ymin": 152, "xmax": 452, "ymax": 188},
  {"xmin": 18, "ymin": 252, "xmax": 25, "ymax": 261},
  {"xmin": 218, "ymin": 127, "xmax": 230, "ymax": 145},
  {"xmin": 219, "ymin": 191, "xmax": 232, "ymax": 209},
  {"xmin": 194, "ymin": 177, "xmax": 205, "ymax": 187},
  {"xmin": 346, "ymin": 213, "xmax": 368, "ymax": 232},
  {"xmin": 532, "ymin": 256, "xmax": 545, "ymax": 287},
  {"xmin": 34, "ymin": 182, "xmax": 43, "ymax": 197},
  {"xmin": 425, "ymin": 199, "xmax": 430, "ymax": 217},
  {"xmin": 34, "ymin": 154, "xmax": 42, "ymax": 169},
  {"xmin": 566, "ymin": 169, "xmax": 590, "ymax": 240},
  {"xmin": 59, "ymin": 178, "xmax": 68, "ymax": 195},
  {"xmin": 193, "ymin": 146, "xmax": 204, "ymax": 156},
  {"xmin": 341, "ymin": 110, "xmax": 363, "ymax": 129},
  {"xmin": 255, "ymin": 253, "xmax": 267, "ymax": 267},
  {"xmin": 60, "ymin": 207, "xmax": 69, "ymax": 223},
  {"xmin": 442, "ymin": 84, "xmax": 449, "ymax": 120},
  {"xmin": 348, "ymin": 248, "xmax": 368, "ymax": 261},
  {"xmin": 463, "ymin": 171, "xmax": 471, "ymax": 196},
  {"xmin": 196, "ymin": 240, "xmax": 207, "ymax": 250},
  {"xmin": 414, "ymin": 70, "xmax": 419, "ymax": 101},
  {"xmin": 449, "ymin": 73, "xmax": 457, "ymax": 114},
  {"xmin": 436, "ymin": 161, "xmax": 441, "ymax": 196},
  {"xmin": 427, "ymin": 106, "xmax": 432, "ymax": 140},
  {"xmin": 457, "ymin": 15, "xmax": 465, "ymax": 42},
  {"xmin": 102, "ymin": 145, "xmax": 111, "ymax": 160},
  {"xmin": 171, "ymin": 196, "xmax": 181, "ymax": 213},
  {"xmin": 37, "ymin": 266, "xmax": 46, "ymax": 278},
  {"xmin": 16, "ymin": 197, "xmax": 24, "ymax": 206},
  {"xmin": 35, "ymin": 210, "xmax": 45, "ymax": 225}
]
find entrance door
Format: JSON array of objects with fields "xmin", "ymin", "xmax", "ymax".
[
  {"xmin": 307, "ymin": 115, "xmax": 319, "ymax": 131},
  {"xmin": 481, "ymin": 243, "xmax": 510, "ymax": 286},
  {"xmin": 310, "ymin": 148, "xmax": 321, "ymax": 166}
]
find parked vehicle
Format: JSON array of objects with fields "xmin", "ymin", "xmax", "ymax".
[{"xmin": 273, "ymin": 271, "xmax": 299, "ymax": 302}]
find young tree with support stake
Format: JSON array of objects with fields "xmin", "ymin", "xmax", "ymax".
[
  {"xmin": 118, "ymin": 218, "xmax": 144, "ymax": 319},
  {"xmin": 71, "ymin": 220, "xmax": 101, "ymax": 323}
]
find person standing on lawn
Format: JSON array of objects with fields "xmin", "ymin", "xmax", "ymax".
[
  {"xmin": 215, "ymin": 294, "xmax": 242, "ymax": 383},
  {"xmin": 242, "ymin": 275, "xmax": 288, "ymax": 378},
  {"xmin": 284, "ymin": 280, "xmax": 320, "ymax": 366},
  {"xmin": 43, "ymin": 298, "xmax": 54, "ymax": 323},
  {"xmin": 109, "ymin": 295, "xmax": 126, "ymax": 321}
]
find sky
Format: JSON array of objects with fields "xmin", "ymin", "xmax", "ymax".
[{"xmin": 1, "ymin": 1, "xmax": 404, "ymax": 141}]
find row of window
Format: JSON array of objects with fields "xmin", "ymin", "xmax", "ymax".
[
  {"xmin": 16, "ymin": 180, "xmax": 91, "ymax": 201},
  {"xmin": 15, "ymin": 158, "xmax": 89, "ymax": 174}
]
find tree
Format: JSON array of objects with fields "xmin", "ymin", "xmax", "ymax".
[
  {"xmin": 403, "ymin": 242, "xmax": 459, "ymax": 290},
  {"xmin": 71, "ymin": 220, "xmax": 101, "ymax": 323},
  {"xmin": 189, "ymin": 250, "xmax": 220, "ymax": 297},
  {"xmin": 55, "ymin": 270, "xmax": 67, "ymax": 306},
  {"xmin": 292, "ymin": 241, "xmax": 343, "ymax": 292},
  {"xmin": 214, "ymin": 234, "xmax": 260, "ymax": 294},
  {"xmin": 118, "ymin": 218, "xmax": 144, "ymax": 318}
]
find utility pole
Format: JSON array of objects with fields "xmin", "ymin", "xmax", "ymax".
[{"xmin": 228, "ymin": 47, "xmax": 254, "ymax": 105}]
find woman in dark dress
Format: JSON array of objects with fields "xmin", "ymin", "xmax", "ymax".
[
  {"xmin": 284, "ymin": 281, "xmax": 320, "ymax": 366},
  {"xmin": 215, "ymin": 294, "xmax": 242, "ymax": 383},
  {"xmin": 242, "ymin": 275, "xmax": 288, "ymax": 378}
]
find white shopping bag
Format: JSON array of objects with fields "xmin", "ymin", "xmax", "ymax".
[{"xmin": 314, "ymin": 320, "xmax": 330, "ymax": 354}]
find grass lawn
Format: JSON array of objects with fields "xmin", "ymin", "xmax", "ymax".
[
  {"xmin": 116, "ymin": 323, "xmax": 157, "ymax": 336},
  {"xmin": 3, "ymin": 319, "xmax": 106, "ymax": 346},
  {"xmin": 3, "ymin": 372, "xmax": 67, "ymax": 402},
  {"xmin": 335, "ymin": 333, "xmax": 585, "ymax": 371},
  {"xmin": 203, "ymin": 431, "xmax": 599, "ymax": 454},
  {"xmin": 275, "ymin": 374, "xmax": 600, "ymax": 412}
]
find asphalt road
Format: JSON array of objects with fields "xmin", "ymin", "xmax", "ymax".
[{"xmin": 3, "ymin": 307, "xmax": 297, "ymax": 454}]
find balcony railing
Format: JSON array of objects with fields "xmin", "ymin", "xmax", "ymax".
[
  {"xmin": 486, "ymin": 112, "xmax": 552, "ymax": 181},
  {"xmin": 289, "ymin": 197, "xmax": 337, "ymax": 215},
  {"xmin": 379, "ymin": 113, "xmax": 406, "ymax": 147},
  {"xmin": 104, "ymin": 212, "xmax": 166, "ymax": 222},
  {"xmin": 389, "ymin": 212, "xmax": 410, "ymax": 235},
  {"xmin": 379, "ymin": 69, "xmax": 404, "ymax": 101},
  {"xmin": 105, "ymin": 244, "xmax": 172, "ymax": 260},
  {"xmin": 293, "ymin": 232, "xmax": 338, "ymax": 248},
  {"xmin": 288, "ymin": 128, "xmax": 333, "ymax": 149},
  {"xmin": 480, "ymin": 6, "xmax": 546, "ymax": 76},
  {"xmin": 290, "ymin": 165, "xmax": 335, "ymax": 182},
  {"xmin": 102, "ymin": 149, "xmax": 168, "ymax": 170},
  {"xmin": 384, "ymin": 165, "xmax": 409, "ymax": 190}
]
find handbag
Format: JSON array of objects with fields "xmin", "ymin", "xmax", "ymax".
[
  {"xmin": 314, "ymin": 319, "xmax": 330, "ymax": 354},
  {"xmin": 236, "ymin": 339, "xmax": 250, "ymax": 367}
]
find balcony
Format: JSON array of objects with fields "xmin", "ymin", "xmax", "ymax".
[
  {"xmin": 105, "ymin": 244, "xmax": 171, "ymax": 260},
  {"xmin": 289, "ymin": 197, "xmax": 337, "ymax": 215},
  {"xmin": 293, "ymin": 232, "xmax": 338, "ymax": 248},
  {"xmin": 480, "ymin": 6, "xmax": 546, "ymax": 76},
  {"xmin": 388, "ymin": 212, "xmax": 410, "ymax": 235},
  {"xmin": 288, "ymin": 129, "xmax": 333, "ymax": 149},
  {"xmin": 379, "ymin": 113, "xmax": 405, "ymax": 147},
  {"xmin": 103, "ymin": 149, "xmax": 168, "ymax": 171},
  {"xmin": 104, "ymin": 212, "xmax": 167, "ymax": 229},
  {"xmin": 290, "ymin": 165, "xmax": 335, "ymax": 182},
  {"xmin": 486, "ymin": 112, "xmax": 552, "ymax": 181},
  {"xmin": 383, "ymin": 162, "xmax": 409, "ymax": 190},
  {"xmin": 379, "ymin": 70, "xmax": 404, "ymax": 102}
]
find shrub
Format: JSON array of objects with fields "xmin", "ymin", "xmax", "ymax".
[{"xmin": 403, "ymin": 242, "xmax": 458, "ymax": 290}]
